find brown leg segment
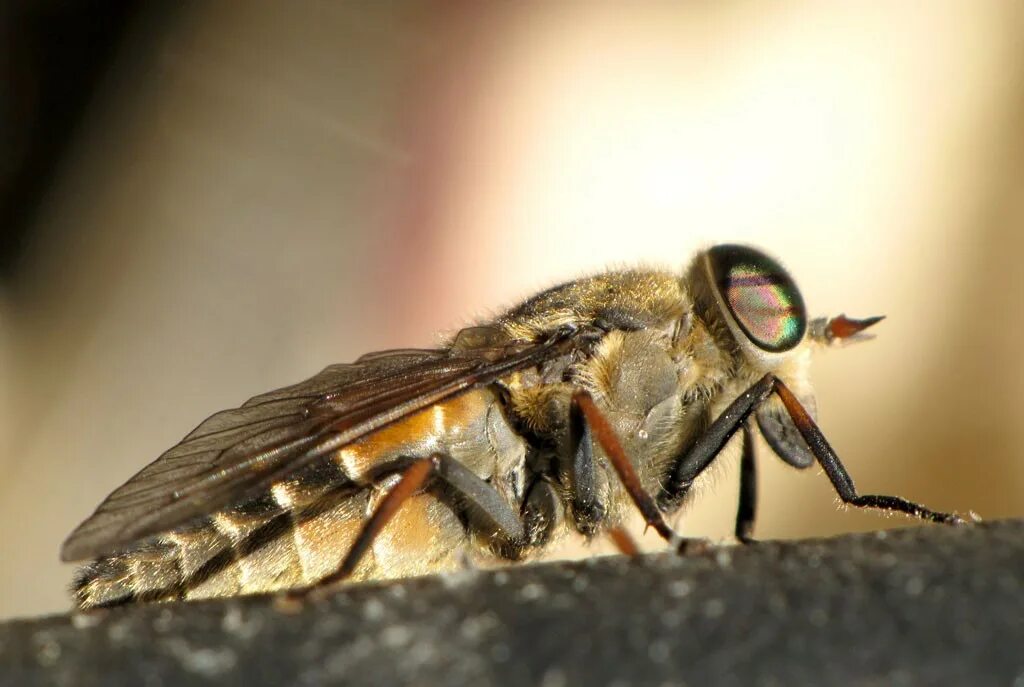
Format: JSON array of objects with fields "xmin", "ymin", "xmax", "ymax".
[
  {"xmin": 606, "ymin": 526, "xmax": 641, "ymax": 558},
  {"xmin": 572, "ymin": 390, "xmax": 685, "ymax": 548},
  {"xmin": 288, "ymin": 457, "xmax": 434, "ymax": 599}
]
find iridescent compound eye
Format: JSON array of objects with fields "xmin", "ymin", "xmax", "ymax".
[{"xmin": 706, "ymin": 244, "xmax": 807, "ymax": 352}]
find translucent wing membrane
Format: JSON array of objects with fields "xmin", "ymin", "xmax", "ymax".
[{"xmin": 62, "ymin": 330, "xmax": 576, "ymax": 561}]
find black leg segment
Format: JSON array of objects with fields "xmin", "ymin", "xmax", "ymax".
[
  {"xmin": 660, "ymin": 373, "xmax": 775, "ymax": 508},
  {"xmin": 567, "ymin": 395, "xmax": 606, "ymax": 534},
  {"xmin": 432, "ymin": 452, "xmax": 527, "ymax": 554},
  {"xmin": 521, "ymin": 478, "xmax": 562, "ymax": 548},
  {"xmin": 735, "ymin": 422, "xmax": 757, "ymax": 543}
]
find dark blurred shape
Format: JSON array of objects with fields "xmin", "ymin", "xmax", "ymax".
[
  {"xmin": 0, "ymin": 0, "xmax": 143, "ymax": 278},
  {"xmin": 2, "ymin": 520, "xmax": 1022, "ymax": 686}
]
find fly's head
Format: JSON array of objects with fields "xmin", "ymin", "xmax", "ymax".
[
  {"xmin": 684, "ymin": 244, "xmax": 806, "ymax": 379},
  {"xmin": 688, "ymin": 243, "xmax": 883, "ymax": 372},
  {"xmin": 684, "ymin": 244, "xmax": 884, "ymax": 468}
]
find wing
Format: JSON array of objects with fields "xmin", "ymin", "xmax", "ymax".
[{"xmin": 61, "ymin": 327, "xmax": 579, "ymax": 561}]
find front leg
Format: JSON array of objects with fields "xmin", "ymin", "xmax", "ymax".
[
  {"xmin": 659, "ymin": 374, "xmax": 964, "ymax": 535},
  {"xmin": 771, "ymin": 380, "xmax": 964, "ymax": 525}
]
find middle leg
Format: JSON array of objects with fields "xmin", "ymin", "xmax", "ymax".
[{"xmin": 571, "ymin": 390, "xmax": 698, "ymax": 551}]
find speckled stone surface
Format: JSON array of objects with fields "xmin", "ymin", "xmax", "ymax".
[{"xmin": 2, "ymin": 520, "xmax": 1022, "ymax": 687}]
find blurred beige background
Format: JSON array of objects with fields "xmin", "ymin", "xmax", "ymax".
[{"xmin": 1, "ymin": 2, "xmax": 1022, "ymax": 619}]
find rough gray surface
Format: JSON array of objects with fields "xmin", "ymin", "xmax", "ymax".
[{"xmin": 1, "ymin": 520, "xmax": 1022, "ymax": 687}]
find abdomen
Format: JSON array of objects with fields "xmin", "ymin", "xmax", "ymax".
[{"xmin": 73, "ymin": 389, "xmax": 527, "ymax": 608}]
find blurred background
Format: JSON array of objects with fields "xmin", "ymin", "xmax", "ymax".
[{"xmin": 1, "ymin": 1, "xmax": 1022, "ymax": 619}]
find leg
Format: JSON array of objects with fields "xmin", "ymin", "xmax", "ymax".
[
  {"xmin": 661, "ymin": 373, "xmax": 963, "ymax": 527},
  {"xmin": 772, "ymin": 380, "xmax": 964, "ymax": 524},
  {"xmin": 660, "ymin": 374, "xmax": 776, "ymax": 509},
  {"xmin": 735, "ymin": 422, "xmax": 757, "ymax": 543},
  {"xmin": 572, "ymin": 391, "xmax": 685, "ymax": 548},
  {"xmin": 296, "ymin": 458, "xmax": 432, "ymax": 595},
  {"xmin": 566, "ymin": 393, "xmax": 606, "ymax": 534},
  {"xmin": 521, "ymin": 478, "xmax": 563, "ymax": 548},
  {"xmin": 606, "ymin": 525, "xmax": 641, "ymax": 558},
  {"xmin": 432, "ymin": 453, "xmax": 527, "ymax": 553},
  {"xmin": 291, "ymin": 454, "xmax": 528, "ymax": 598}
]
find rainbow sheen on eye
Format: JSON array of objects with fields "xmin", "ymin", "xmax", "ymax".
[{"xmin": 707, "ymin": 245, "xmax": 807, "ymax": 352}]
